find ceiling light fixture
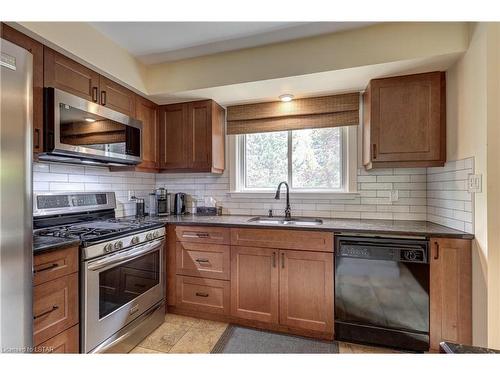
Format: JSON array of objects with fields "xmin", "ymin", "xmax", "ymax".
[
  {"xmin": 279, "ymin": 94, "xmax": 294, "ymax": 102},
  {"xmin": 84, "ymin": 117, "xmax": 96, "ymax": 123}
]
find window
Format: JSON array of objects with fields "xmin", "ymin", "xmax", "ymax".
[{"xmin": 231, "ymin": 126, "xmax": 357, "ymax": 194}]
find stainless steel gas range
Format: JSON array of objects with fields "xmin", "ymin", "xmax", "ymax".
[{"xmin": 33, "ymin": 192, "xmax": 165, "ymax": 353}]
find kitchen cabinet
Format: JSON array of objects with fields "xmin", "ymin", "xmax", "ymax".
[
  {"xmin": 98, "ymin": 75, "xmax": 136, "ymax": 117},
  {"xmin": 34, "ymin": 324, "xmax": 79, "ymax": 354},
  {"xmin": 363, "ymin": 71, "xmax": 446, "ymax": 169},
  {"xmin": 1, "ymin": 23, "xmax": 44, "ymax": 153},
  {"xmin": 159, "ymin": 100, "xmax": 225, "ymax": 173},
  {"xmin": 33, "ymin": 245, "xmax": 79, "ymax": 353},
  {"xmin": 279, "ymin": 250, "xmax": 334, "ymax": 333},
  {"xmin": 230, "ymin": 246, "xmax": 279, "ymax": 324},
  {"xmin": 44, "ymin": 47, "xmax": 100, "ymax": 103},
  {"xmin": 135, "ymin": 95, "xmax": 159, "ymax": 171},
  {"xmin": 176, "ymin": 241, "xmax": 231, "ymax": 280},
  {"xmin": 429, "ymin": 238, "xmax": 472, "ymax": 352},
  {"xmin": 44, "ymin": 47, "xmax": 137, "ymax": 117},
  {"xmin": 176, "ymin": 276, "xmax": 230, "ymax": 315}
]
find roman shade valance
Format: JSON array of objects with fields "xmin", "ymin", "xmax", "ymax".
[{"xmin": 226, "ymin": 92, "xmax": 360, "ymax": 135}]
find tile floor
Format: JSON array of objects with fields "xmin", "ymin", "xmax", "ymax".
[{"xmin": 130, "ymin": 313, "xmax": 400, "ymax": 354}]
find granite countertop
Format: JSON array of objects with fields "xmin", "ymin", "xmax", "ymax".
[
  {"xmin": 440, "ymin": 342, "xmax": 500, "ymax": 354},
  {"xmin": 32, "ymin": 214, "xmax": 473, "ymax": 253},
  {"xmin": 33, "ymin": 235, "xmax": 80, "ymax": 254},
  {"xmin": 148, "ymin": 214, "xmax": 474, "ymax": 239}
]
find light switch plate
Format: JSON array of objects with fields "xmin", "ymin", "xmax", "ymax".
[{"xmin": 468, "ymin": 174, "xmax": 482, "ymax": 193}]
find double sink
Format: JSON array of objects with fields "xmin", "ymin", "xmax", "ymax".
[{"xmin": 248, "ymin": 216, "xmax": 323, "ymax": 226}]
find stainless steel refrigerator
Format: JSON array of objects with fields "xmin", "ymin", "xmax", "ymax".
[{"xmin": 0, "ymin": 38, "xmax": 33, "ymax": 352}]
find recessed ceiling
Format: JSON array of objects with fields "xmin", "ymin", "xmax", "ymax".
[
  {"xmin": 90, "ymin": 22, "xmax": 375, "ymax": 64},
  {"xmin": 149, "ymin": 53, "xmax": 461, "ymax": 106}
]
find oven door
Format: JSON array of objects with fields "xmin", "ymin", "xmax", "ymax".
[
  {"xmin": 44, "ymin": 87, "xmax": 142, "ymax": 165},
  {"xmin": 83, "ymin": 238, "xmax": 164, "ymax": 353}
]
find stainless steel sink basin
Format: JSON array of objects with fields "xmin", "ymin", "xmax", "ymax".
[{"xmin": 248, "ymin": 217, "xmax": 323, "ymax": 226}]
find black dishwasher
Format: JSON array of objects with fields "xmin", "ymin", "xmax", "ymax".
[{"xmin": 334, "ymin": 235, "xmax": 429, "ymax": 351}]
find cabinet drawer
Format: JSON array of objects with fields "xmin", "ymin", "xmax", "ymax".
[
  {"xmin": 35, "ymin": 325, "xmax": 79, "ymax": 354},
  {"xmin": 231, "ymin": 228, "xmax": 334, "ymax": 252},
  {"xmin": 176, "ymin": 242, "xmax": 230, "ymax": 280},
  {"xmin": 33, "ymin": 246, "xmax": 78, "ymax": 286},
  {"xmin": 175, "ymin": 226, "xmax": 230, "ymax": 245},
  {"xmin": 176, "ymin": 276, "xmax": 230, "ymax": 315},
  {"xmin": 33, "ymin": 274, "xmax": 79, "ymax": 345}
]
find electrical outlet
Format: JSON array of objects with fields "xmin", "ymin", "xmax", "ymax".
[
  {"xmin": 128, "ymin": 190, "xmax": 136, "ymax": 201},
  {"xmin": 468, "ymin": 174, "xmax": 482, "ymax": 193},
  {"xmin": 389, "ymin": 190, "xmax": 399, "ymax": 203}
]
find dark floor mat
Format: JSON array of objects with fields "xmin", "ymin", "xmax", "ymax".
[{"xmin": 211, "ymin": 325, "xmax": 338, "ymax": 354}]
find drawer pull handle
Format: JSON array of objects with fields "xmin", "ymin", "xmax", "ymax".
[
  {"xmin": 34, "ymin": 128, "xmax": 40, "ymax": 149},
  {"xmin": 92, "ymin": 86, "xmax": 98, "ymax": 102},
  {"xmin": 34, "ymin": 263, "xmax": 59, "ymax": 273},
  {"xmin": 195, "ymin": 292, "xmax": 209, "ymax": 297},
  {"xmin": 195, "ymin": 233, "xmax": 209, "ymax": 238},
  {"xmin": 101, "ymin": 91, "xmax": 106, "ymax": 106},
  {"xmin": 434, "ymin": 241, "xmax": 440, "ymax": 260},
  {"xmin": 134, "ymin": 283, "xmax": 146, "ymax": 288},
  {"xmin": 34, "ymin": 305, "xmax": 59, "ymax": 319},
  {"xmin": 372, "ymin": 144, "xmax": 377, "ymax": 159},
  {"xmin": 195, "ymin": 258, "xmax": 210, "ymax": 263}
]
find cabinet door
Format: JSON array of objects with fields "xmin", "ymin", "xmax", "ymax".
[
  {"xmin": 35, "ymin": 325, "xmax": 79, "ymax": 354},
  {"xmin": 159, "ymin": 103, "xmax": 189, "ymax": 170},
  {"xmin": 1, "ymin": 24, "xmax": 44, "ymax": 153},
  {"xmin": 33, "ymin": 273, "xmax": 79, "ymax": 345},
  {"xmin": 99, "ymin": 76, "xmax": 136, "ymax": 117},
  {"xmin": 368, "ymin": 72, "xmax": 445, "ymax": 165},
  {"xmin": 135, "ymin": 95, "xmax": 159, "ymax": 170},
  {"xmin": 44, "ymin": 47, "xmax": 99, "ymax": 102},
  {"xmin": 231, "ymin": 246, "xmax": 279, "ymax": 323},
  {"xmin": 187, "ymin": 100, "xmax": 212, "ymax": 171},
  {"xmin": 429, "ymin": 238, "xmax": 472, "ymax": 351},
  {"xmin": 279, "ymin": 250, "xmax": 334, "ymax": 333}
]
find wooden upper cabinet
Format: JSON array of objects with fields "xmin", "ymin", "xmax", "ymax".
[
  {"xmin": 159, "ymin": 100, "xmax": 225, "ymax": 173},
  {"xmin": 279, "ymin": 250, "xmax": 334, "ymax": 334},
  {"xmin": 429, "ymin": 238, "xmax": 472, "ymax": 352},
  {"xmin": 363, "ymin": 72, "xmax": 446, "ymax": 169},
  {"xmin": 160, "ymin": 103, "xmax": 189, "ymax": 170},
  {"xmin": 99, "ymin": 76, "xmax": 136, "ymax": 117},
  {"xmin": 44, "ymin": 47, "xmax": 99, "ymax": 103},
  {"xmin": 1, "ymin": 23, "xmax": 44, "ymax": 152},
  {"xmin": 231, "ymin": 246, "xmax": 279, "ymax": 324},
  {"xmin": 135, "ymin": 95, "xmax": 159, "ymax": 171}
]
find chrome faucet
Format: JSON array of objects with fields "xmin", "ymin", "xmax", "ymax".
[{"xmin": 275, "ymin": 181, "xmax": 291, "ymax": 219}]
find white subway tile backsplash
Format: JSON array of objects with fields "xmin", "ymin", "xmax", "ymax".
[
  {"xmin": 33, "ymin": 157, "xmax": 475, "ymax": 233},
  {"xmin": 33, "ymin": 162, "xmax": 156, "ymax": 217},
  {"xmin": 426, "ymin": 157, "xmax": 474, "ymax": 233}
]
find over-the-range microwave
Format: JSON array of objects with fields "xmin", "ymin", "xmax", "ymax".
[{"xmin": 40, "ymin": 87, "xmax": 143, "ymax": 166}]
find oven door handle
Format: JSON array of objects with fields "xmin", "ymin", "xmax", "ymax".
[{"xmin": 87, "ymin": 239, "xmax": 164, "ymax": 272}]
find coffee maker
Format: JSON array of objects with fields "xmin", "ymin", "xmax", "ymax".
[{"xmin": 156, "ymin": 188, "xmax": 170, "ymax": 216}]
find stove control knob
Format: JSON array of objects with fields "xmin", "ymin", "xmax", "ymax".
[
  {"xmin": 145, "ymin": 232, "xmax": 153, "ymax": 241},
  {"xmin": 153, "ymin": 230, "xmax": 160, "ymax": 239},
  {"xmin": 104, "ymin": 243, "xmax": 113, "ymax": 253},
  {"xmin": 114, "ymin": 241, "xmax": 123, "ymax": 250},
  {"xmin": 131, "ymin": 236, "xmax": 140, "ymax": 245}
]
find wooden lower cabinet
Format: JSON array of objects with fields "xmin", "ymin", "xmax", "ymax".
[
  {"xmin": 176, "ymin": 276, "xmax": 230, "ymax": 315},
  {"xmin": 279, "ymin": 250, "xmax": 334, "ymax": 333},
  {"xmin": 33, "ymin": 273, "xmax": 79, "ymax": 345},
  {"xmin": 429, "ymin": 238, "xmax": 472, "ymax": 351},
  {"xmin": 35, "ymin": 325, "xmax": 79, "ymax": 354},
  {"xmin": 230, "ymin": 246, "xmax": 279, "ymax": 324},
  {"xmin": 33, "ymin": 246, "xmax": 79, "ymax": 353}
]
